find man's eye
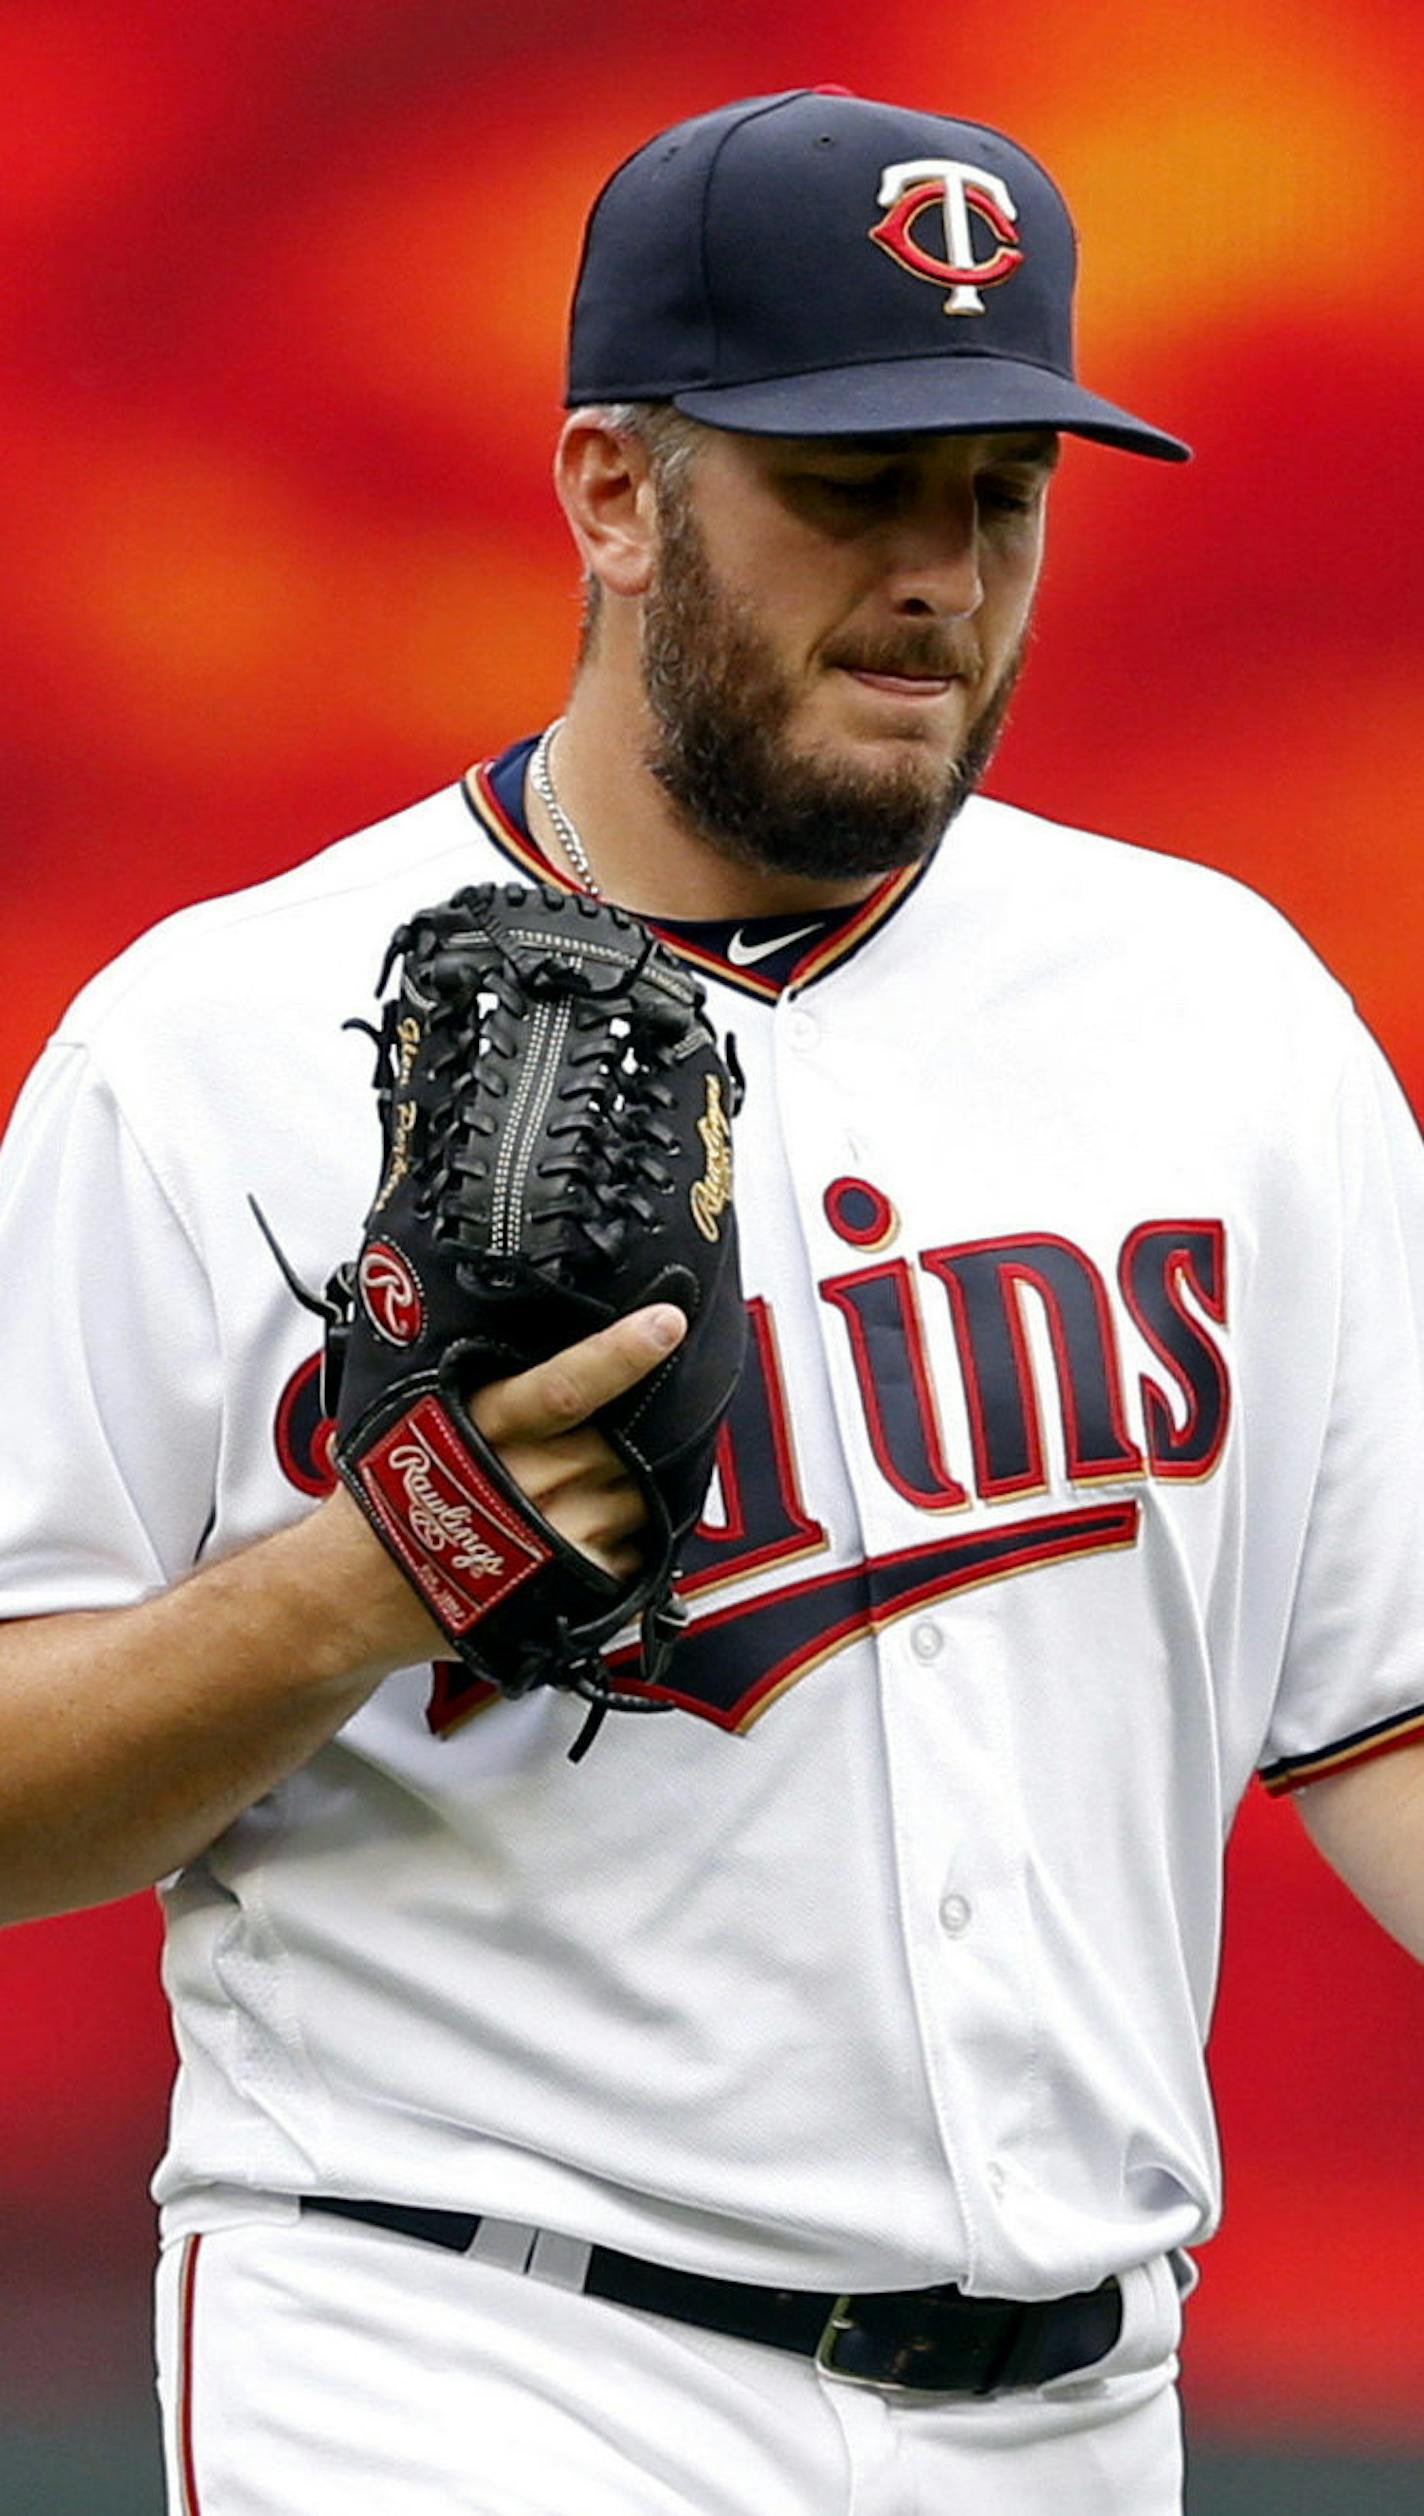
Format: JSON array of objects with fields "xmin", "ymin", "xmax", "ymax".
[
  {"xmin": 978, "ymin": 481, "xmax": 1038, "ymax": 515},
  {"xmin": 803, "ymin": 472, "xmax": 894, "ymax": 500}
]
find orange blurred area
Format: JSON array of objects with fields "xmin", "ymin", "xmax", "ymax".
[{"xmin": 2, "ymin": 0, "xmax": 1421, "ymax": 2454}]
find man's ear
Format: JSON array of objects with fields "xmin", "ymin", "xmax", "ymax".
[{"xmin": 554, "ymin": 414, "xmax": 659, "ymax": 603}]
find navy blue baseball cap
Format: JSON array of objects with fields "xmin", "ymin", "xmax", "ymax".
[{"xmin": 567, "ymin": 89, "xmax": 1189, "ymax": 460}]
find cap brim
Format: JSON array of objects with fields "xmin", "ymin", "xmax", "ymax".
[{"xmin": 673, "ymin": 355, "xmax": 1190, "ymax": 462}]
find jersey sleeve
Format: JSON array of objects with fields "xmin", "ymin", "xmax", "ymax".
[
  {"xmin": 0, "ymin": 1040, "xmax": 222, "ymax": 1616},
  {"xmin": 1259, "ymin": 1023, "xmax": 1424, "ymax": 1793}
]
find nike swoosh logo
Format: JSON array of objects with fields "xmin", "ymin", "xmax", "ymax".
[{"xmin": 725, "ymin": 922, "xmax": 823, "ymax": 968}]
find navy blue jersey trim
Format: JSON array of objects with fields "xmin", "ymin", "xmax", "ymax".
[{"xmin": 1259, "ymin": 1699, "xmax": 1424, "ymax": 1795}]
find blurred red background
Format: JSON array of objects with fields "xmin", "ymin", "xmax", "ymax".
[{"xmin": 2, "ymin": 0, "xmax": 1421, "ymax": 2461}]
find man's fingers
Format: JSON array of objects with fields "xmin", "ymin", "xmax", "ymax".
[
  {"xmin": 465, "ymin": 1310, "xmax": 684, "ymax": 1576},
  {"xmin": 546, "ymin": 1479, "xmax": 650, "ymax": 1574},
  {"xmin": 471, "ymin": 1305, "xmax": 686, "ymax": 1446},
  {"xmin": 492, "ymin": 1437, "xmax": 648, "ymax": 1531}
]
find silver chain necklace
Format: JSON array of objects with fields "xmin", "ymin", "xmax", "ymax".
[{"xmin": 529, "ymin": 719, "xmax": 600, "ymax": 896}]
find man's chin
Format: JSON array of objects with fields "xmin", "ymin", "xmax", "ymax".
[
  {"xmin": 742, "ymin": 764, "xmax": 960, "ymax": 882},
  {"xmin": 790, "ymin": 732, "xmax": 962, "ymax": 820}
]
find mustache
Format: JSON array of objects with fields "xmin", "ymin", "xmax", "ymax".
[{"xmin": 822, "ymin": 630, "xmax": 984, "ymax": 681}]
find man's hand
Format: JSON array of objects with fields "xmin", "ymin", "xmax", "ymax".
[
  {"xmin": 324, "ymin": 1302, "xmax": 689, "ymax": 1674},
  {"xmin": 471, "ymin": 1302, "xmax": 687, "ymax": 1581}
]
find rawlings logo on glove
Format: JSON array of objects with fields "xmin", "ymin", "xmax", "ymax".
[
  {"xmin": 357, "ymin": 1243, "xmax": 425, "ymax": 1344},
  {"xmin": 358, "ymin": 1396, "xmax": 553, "ymax": 1628}
]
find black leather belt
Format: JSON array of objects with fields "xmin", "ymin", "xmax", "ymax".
[{"xmin": 300, "ymin": 2196, "xmax": 1122, "ymax": 2396}]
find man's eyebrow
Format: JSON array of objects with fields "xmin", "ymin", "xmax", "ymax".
[
  {"xmin": 984, "ymin": 432, "xmax": 1061, "ymax": 468},
  {"xmin": 785, "ymin": 430, "xmax": 1062, "ymax": 465}
]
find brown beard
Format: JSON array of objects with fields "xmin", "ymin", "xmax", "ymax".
[{"xmin": 640, "ymin": 490, "xmax": 1028, "ymax": 882}]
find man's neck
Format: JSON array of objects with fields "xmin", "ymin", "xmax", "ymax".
[{"xmin": 526, "ymin": 676, "xmax": 885, "ymax": 922}]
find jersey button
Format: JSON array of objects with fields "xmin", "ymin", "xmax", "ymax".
[
  {"xmin": 787, "ymin": 1008, "xmax": 820, "ymax": 1052},
  {"xmin": 910, "ymin": 1619, "xmax": 942, "ymax": 1663},
  {"xmin": 938, "ymin": 1892, "xmax": 973, "ymax": 1937}
]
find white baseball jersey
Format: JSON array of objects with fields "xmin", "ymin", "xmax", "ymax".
[{"xmin": 3, "ymin": 745, "xmax": 1423, "ymax": 2305}]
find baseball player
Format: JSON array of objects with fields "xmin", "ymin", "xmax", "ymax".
[{"xmin": 1, "ymin": 87, "xmax": 1422, "ymax": 2516}]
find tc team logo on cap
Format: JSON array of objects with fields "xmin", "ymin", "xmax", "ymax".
[{"xmin": 870, "ymin": 158, "xmax": 1023, "ymax": 315}]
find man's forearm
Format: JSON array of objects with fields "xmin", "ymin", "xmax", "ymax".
[
  {"xmin": 0, "ymin": 1307, "xmax": 677, "ymax": 1925},
  {"xmin": 0, "ymin": 1491, "xmax": 433, "ymax": 1925}
]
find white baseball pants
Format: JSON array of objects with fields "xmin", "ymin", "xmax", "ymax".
[{"xmin": 157, "ymin": 2212, "xmax": 1185, "ymax": 2515}]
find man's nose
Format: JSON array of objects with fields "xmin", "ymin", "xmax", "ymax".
[{"xmin": 884, "ymin": 492, "xmax": 983, "ymax": 620}]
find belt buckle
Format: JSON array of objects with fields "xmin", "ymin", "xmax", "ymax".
[
  {"xmin": 815, "ymin": 2289, "xmax": 1025, "ymax": 2397},
  {"xmin": 815, "ymin": 2296, "xmax": 917, "ymax": 2394},
  {"xmin": 820, "ymin": 2304, "xmax": 1001, "ymax": 2395}
]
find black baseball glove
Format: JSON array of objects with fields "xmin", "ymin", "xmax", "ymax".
[{"xmin": 260, "ymin": 882, "xmax": 745, "ymax": 1755}]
